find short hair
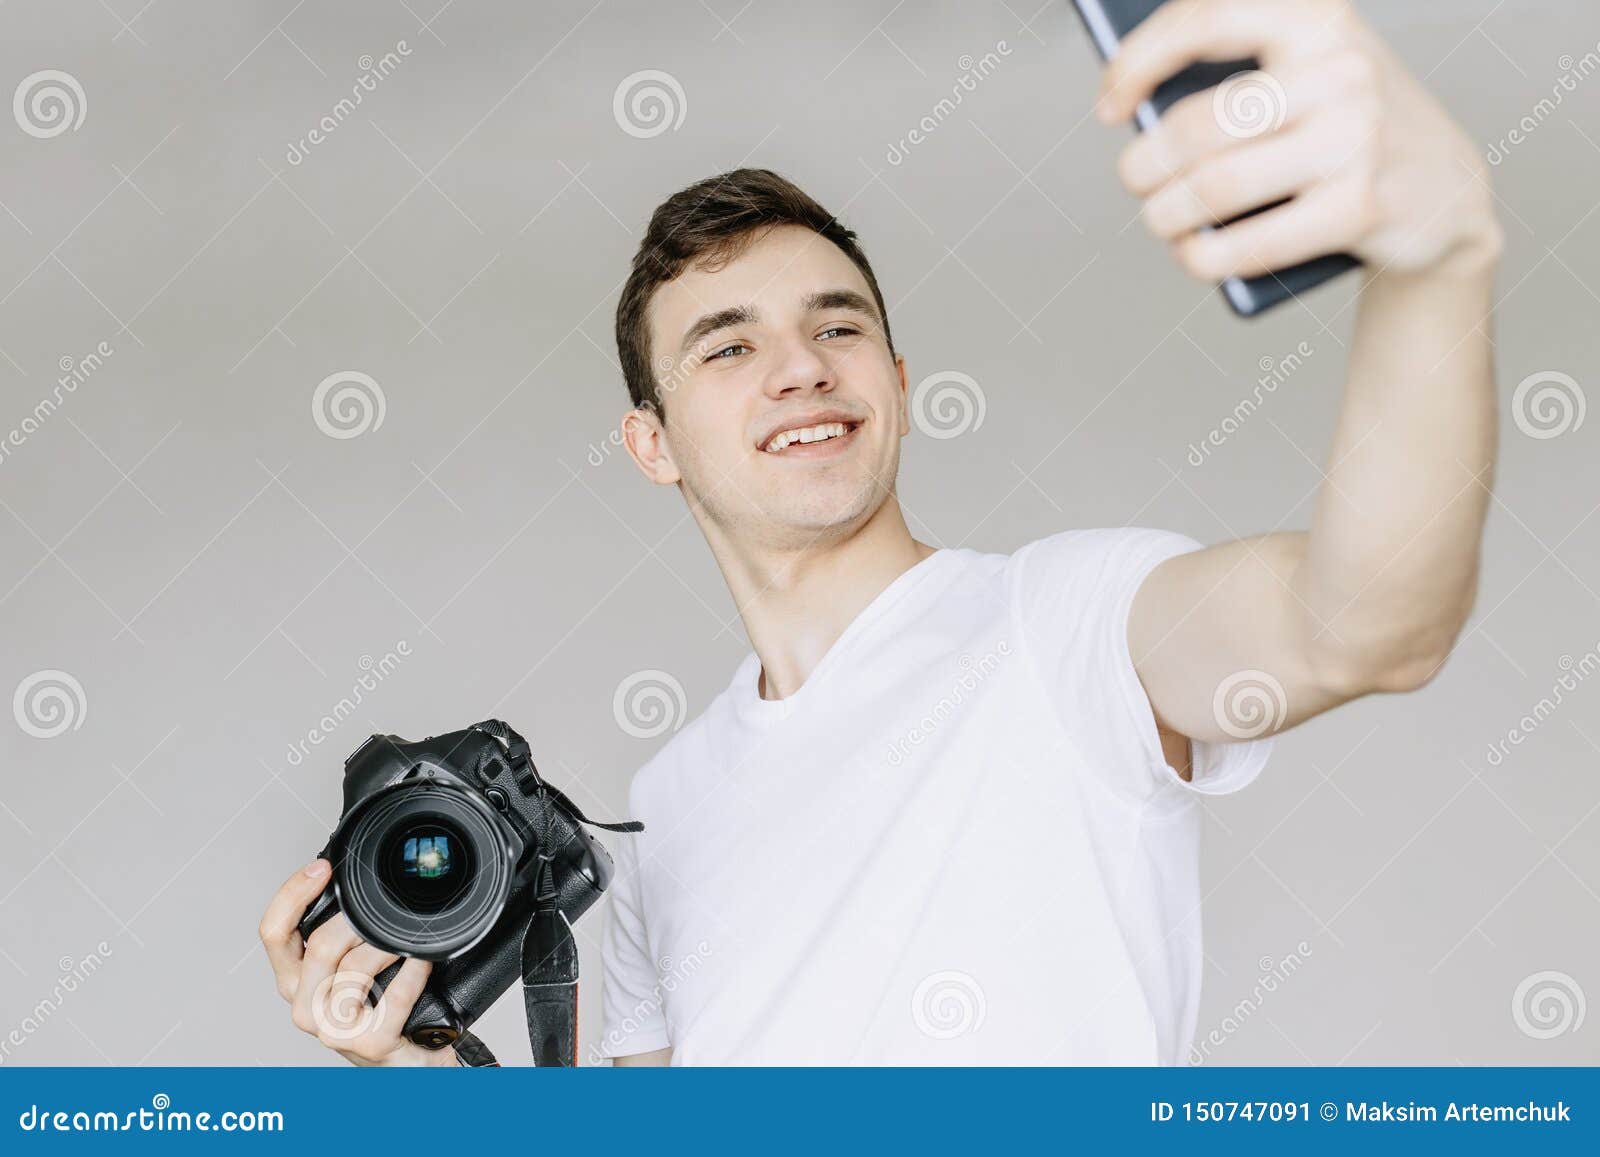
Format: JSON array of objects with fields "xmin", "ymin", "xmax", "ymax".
[{"xmin": 613, "ymin": 168, "xmax": 895, "ymax": 420}]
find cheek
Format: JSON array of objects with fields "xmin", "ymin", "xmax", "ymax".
[{"xmin": 672, "ymin": 396, "xmax": 748, "ymax": 463}]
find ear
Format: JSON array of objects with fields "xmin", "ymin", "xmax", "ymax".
[
  {"xmin": 621, "ymin": 406, "xmax": 681, "ymax": 485},
  {"xmin": 894, "ymin": 354, "xmax": 910, "ymax": 438}
]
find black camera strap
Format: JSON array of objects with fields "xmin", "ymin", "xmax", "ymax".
[
  {"xmin": 523, "ymin": 857, "xmax": 580, "ymax": 1066},
  {"xmin": 468, "ymin": 719, "xmax": 642, "ymax": 1066}
]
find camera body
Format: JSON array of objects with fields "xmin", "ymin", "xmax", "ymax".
[{"xmin": 299, "ymin": 722, "xmax": 615, "ymax": 1049}]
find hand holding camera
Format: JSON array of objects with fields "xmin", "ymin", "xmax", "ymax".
[
  {"xmin": 259, "ymin": 859, "xmax": 455, "ymax": 1067},
  {"xmin": 259, "ymin": 719, "xmax": 641, "ymax": 1066}
]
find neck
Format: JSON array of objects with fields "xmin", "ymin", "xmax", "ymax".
[{"xmin": 701, "ymin": 496, "xmax": 936, "ymax": 701}]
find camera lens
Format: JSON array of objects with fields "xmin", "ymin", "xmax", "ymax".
[
  {"xmin": 332, "ymin": 777, "xmax": 517, "ymax": 960},
  {"xmin": 378, "ymin": 820, "xmax": 473, "ymax": 913}
]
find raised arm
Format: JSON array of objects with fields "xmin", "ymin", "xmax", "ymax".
[{"xmin": 1095, "ymin": 0, "xmax": 1503, "ymax": 744}]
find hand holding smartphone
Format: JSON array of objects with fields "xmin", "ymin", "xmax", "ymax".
[{"xmin": 1069, "ymin": 0, "xmax": 1360, "ymax": 316}]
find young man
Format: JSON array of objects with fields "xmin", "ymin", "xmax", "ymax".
[{"xmin": 260, "ymin": 0, "xmax": 1501, "ymax": 1066}]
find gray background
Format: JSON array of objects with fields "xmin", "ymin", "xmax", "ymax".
[{"xmin": 0, "ymin": 0, "xmax": 1596, "ymax": 1066}]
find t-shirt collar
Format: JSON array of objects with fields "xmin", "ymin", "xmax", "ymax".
[{"xmin": 729, "ymin": 547, "xmax": 956, "ymax": 724}]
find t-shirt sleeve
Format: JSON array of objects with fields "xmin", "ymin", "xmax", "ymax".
[
  {"xmin": 595, "ymin": 831, "xmax": 672, "ymax": 1060},
  {"xmin": 1008, "ymin": 526, "xmax": 1273, "ymax": 808}
]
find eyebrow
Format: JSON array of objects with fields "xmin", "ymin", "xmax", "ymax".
[{"xmin": 675, "ymin": 288, "xmax": 884, "ymax": 360}]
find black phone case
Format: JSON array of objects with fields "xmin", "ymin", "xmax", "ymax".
[{"xmin": 1070, "ymin": 0, "xmax": 1359, "ymax": 316}]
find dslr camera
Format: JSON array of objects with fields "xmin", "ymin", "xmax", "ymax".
[{"xmin": 299, "ymin": 719, "xmax": 639, "ymax": 1052}]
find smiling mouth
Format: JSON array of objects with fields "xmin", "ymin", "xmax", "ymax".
[{"xmin": 760, "ymin": 420, "xmax": 862, "ymax": 457}]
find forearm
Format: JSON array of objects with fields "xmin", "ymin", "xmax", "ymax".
[{"xmin": 1294, "ymin": 243, "xmax": 1501, "ymax": 689}]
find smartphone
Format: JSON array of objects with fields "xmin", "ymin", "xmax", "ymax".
[{"xmin": 1069, "ymin": 0, "xmax": 1359, "ymax": 316}]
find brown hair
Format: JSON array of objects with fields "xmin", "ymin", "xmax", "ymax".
[{"xmin": 613, "ymin": 168, "xmax": 895, "ymax": 420}]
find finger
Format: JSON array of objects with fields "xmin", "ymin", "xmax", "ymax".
[
  {"xmin": 368, "ymin": 958, "xmax": 433, "ymax": 1046},
  {"xmin": 310, "ymin": 944, "xmax": 401, "ymax": 1048},
  {"xmin": 257, "ymin": 859, "xmax": 333, "ymax": 1001},
  {"xmin": 1139, "ymin": 119, "xmax": 1349, "ymax": 241},
  {"xmin": 341, "ymin": 940, "xmax": 402, "ymax": 980},
  {"xmin": 1171, "ymin": 173, "xmax": 1373, "ymax": 282},
  {"xmin": 1117, "ymin": 49, "xmax": 1377, "ymax": 197},
  {"xmin": 290, "ymin": 913, "xmax": 363, "ymax": 1035},
  {"xmin": 1098, "ymin": 0, "xmax": 1347, "ymax": 124}
]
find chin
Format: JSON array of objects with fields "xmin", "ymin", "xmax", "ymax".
[{"xmin": 766, "ymin": 482, "xmax": 885, "ymax": 540}]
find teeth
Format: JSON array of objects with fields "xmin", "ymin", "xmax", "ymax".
[{"xmin": 766, "ymin": 422, "xmax": 848, "ymax": 453}]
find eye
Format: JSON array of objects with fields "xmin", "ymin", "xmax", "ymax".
[
  {"xmin": 707, "ymin": 342, "xmax": 749, "ymax": 361},
  {"xmin": 818, "ymin": 325, "xmax": 860, "ymax": 341}
]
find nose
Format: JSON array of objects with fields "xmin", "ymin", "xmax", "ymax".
[{"xmin": 762, "ymin": 333, "xmax": 833, "ymax": 400}]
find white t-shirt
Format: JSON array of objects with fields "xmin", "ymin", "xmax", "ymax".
[{"xmin": 595, "ymin": 527, "xmax": 1273, "ymax": 1065}]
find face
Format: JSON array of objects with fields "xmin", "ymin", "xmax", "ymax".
[{"xmin": 624, "ymin": 224, "xmax": 909, "ymax": 553}]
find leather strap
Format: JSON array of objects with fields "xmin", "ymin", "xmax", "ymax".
[{"xmin": 522, "ymin": 871, "xmax": 580, "ymax": 1066}]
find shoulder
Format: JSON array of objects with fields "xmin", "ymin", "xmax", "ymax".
[
  {"xmin": 1007, "ymin": 526, "xmax": 1206, "ymax": 579},
  {"xmin": 1003, "ymin": 526, "xmax": 1210, "ymax": 636},
  {"xmin": 619, "ymin": 683, "xmax": 733, "ymax": 820}
]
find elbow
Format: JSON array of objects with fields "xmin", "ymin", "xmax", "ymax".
[
  {"xmin": 1306, "ymin": 565, "xmax": 1483, "ymax": 699},
  {"xmin": 1309, "ymin": 619, "xmax": 1469, "ymax": 698},
  {"xmin": 1366, "ymin": 648, "xmax": 1456, "ymax": 694}
]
